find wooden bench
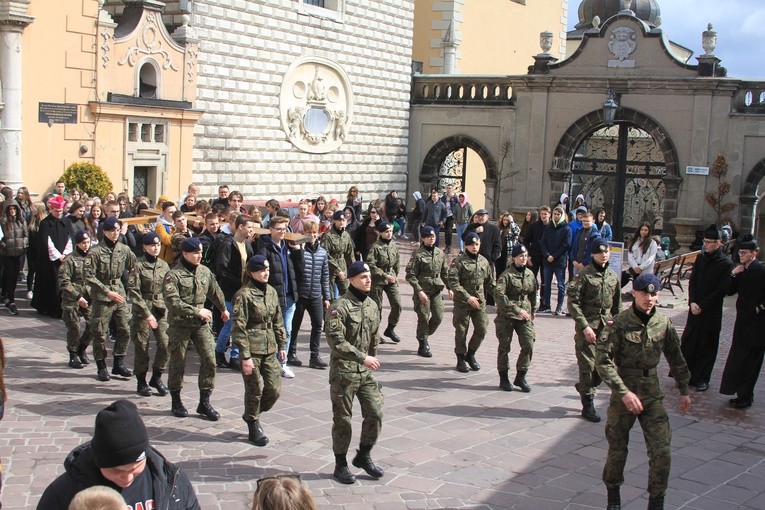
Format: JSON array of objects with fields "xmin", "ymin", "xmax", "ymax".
[
  {"xmin": 653, "ymin": 256, "xmax": 679, "ymax": 295},
  {"xmin": 672, "ymin": 250, "xmax": 701, "ymax": 292}
]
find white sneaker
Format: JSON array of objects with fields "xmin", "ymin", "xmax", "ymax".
[
  {"xmin": 281, "ymin": 365, "xmax": 295, "ymax": 378},
  {"xmin": 26, "ymin": 291, "xmax": 33, "ymax": 300}
]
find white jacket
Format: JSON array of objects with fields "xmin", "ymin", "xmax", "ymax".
[{"xmin": 627, "ymin": 239, "xmax": 658, "ymax": 272}]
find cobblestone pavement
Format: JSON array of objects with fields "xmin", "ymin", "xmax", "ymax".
[{"xmin": 1, "ymin": 241, "xmax": 764, "ymax": 509}]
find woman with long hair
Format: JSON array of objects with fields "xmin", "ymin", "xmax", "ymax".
[
  {"xmin": 69, "ymin": 187, "xmax": 82, "ymax": 204},
  {"xmin": 622, "ymin": 222, "xmax": 658, "ymax": 288},
  {"xmin": 15, "ymin": 187, "xmax": 33, "ymax": 224},
  {"xmin": 84, "ymin": 203, "xmax": 103, "ymax": 244},
  {"xmin": 1, "ymin": 200, "xmax": 28, "ymax": 315},
  {"xmin": 594, "ymin": 208, "xmax": 613, "ymax": 242},
  {"xmin": 519, "ymin": 210, "xmax": 538, "ymax": 246},
  {"xmin": 353, "ymin": 203, "xmax": 380, "ymax": 260},
  {"xmin": 313, "ymin": 195, "xmax": 328, "ymax": 219},
  {"xmin": 495, "ymin": 211, "xmax": 521, "ymax": 277},
  {"xmin": 25, "ymin": 202, "xmax": 47, "ymax": 299},
  {"xmin": 346, "ymin": 186, "xmax": 363, "ymax": 220}
]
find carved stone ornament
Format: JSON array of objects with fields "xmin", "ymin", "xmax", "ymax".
[
  {"xmin": 118, "ymin": 12, "xmax": 179, "ymax": 70},
  {"xmin": 539, "ymin": 31, "xmax": 553, "ymax": 54},
  {"xmin": 702, "ymin": 23, "xmax": 717, "ymax": 56},
  {"xmin": 608, "ymin": 27, "xmax": 637, "ymax": 61},
  {"xmin": 280, "ymin": 57, "xmax": 354, "ymax": 154}
]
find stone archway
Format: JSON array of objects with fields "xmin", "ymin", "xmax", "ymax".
[
  {"xmin": 740, "ymin": 158, "xmax": 765, "ymax": 234},
  {"xmin": 549, "ymin": 107, "xmax": 681, "ymax": 236},
  {"xmin": 419, "ymin": 134, "xmax": 498, "ymax": 213}
]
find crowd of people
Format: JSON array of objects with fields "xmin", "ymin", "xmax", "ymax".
[{"xmin": 1, "ymin": 179, "xmax": 762, "ymax": 510}]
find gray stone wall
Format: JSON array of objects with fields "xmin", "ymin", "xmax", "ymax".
[{"xmin": 190, "ymin": 0, "xmax": 414, "ymax": 202}]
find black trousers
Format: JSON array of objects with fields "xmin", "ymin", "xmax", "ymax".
[
  {"xmin": 291, "ymin": 296, "xmax": 325, "ymax": 357},
  {"xmin": 443, "ymin": 216, "xmax": 454, "ymax": 249},
  {"xmin": 1, "ymin": 255, "xmax": 22, "ymax": 303}
]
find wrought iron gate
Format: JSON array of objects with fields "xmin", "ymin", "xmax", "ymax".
[
  {"xmin": 569, "ymin": 123, "xmax": 666, "ymax": 242},
  {"xmin": 437, "ymin": 148, "xmax": 467, "ymax": 193}
]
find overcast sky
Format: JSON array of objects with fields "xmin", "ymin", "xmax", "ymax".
[{"xmin": 567, "ymin": 0, "xmax": 765, "ymax": 80}]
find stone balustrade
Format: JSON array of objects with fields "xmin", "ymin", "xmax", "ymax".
[
  {"xmin": 732, "ymin": 83, "xmax": 765, "ymax": 114},
  {"xmin": 411, "ymin": 75, "xmax": 516, "ymax": 106}
]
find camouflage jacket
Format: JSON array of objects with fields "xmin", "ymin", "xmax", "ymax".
[
  {"xmin": 495, "ymin": 263, "xmax": 537, "ymax": 319},
  {"xmin": 58, "ymin": 249, "xmax": 93, "ymax": 303},
  {"xmin": 325, "ymin": 290, "xmax": 380, "ymax": 374},
  {"xmin": 405, "ymin": 245, "xmax": 448, "ymax": 294},
  {"xmin": 596, "ymin": 306, "xmax": 690, "ymax": 397},
  {"xmin": 567, "ymin": 262, "xmax": 622, "ymax": 332},
  {"xmin": 448, "ymin": 252, "xmax": 495, "ymax": 306},
  {"xmin": 367, "ymin": 239, "xmax": 399, "ymax": 286},
  {"xmin": 323, "ymin": 227, "xmax": 355, "ymax": 278},
  {"xmin": 231, "ymin": 281, "xmax": 285, "ymax": 358},
  {"xmin": 128, "ymin": 256, "xmax": 171, "ymax": 317},
  {"xmin": 86, "ymin": 241, "xmax": 136, "ymax": 302},
  {"xmin": 163, "ymin": 263, "xmax": 225, "ymax": 327}
]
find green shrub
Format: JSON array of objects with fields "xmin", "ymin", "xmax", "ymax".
[{"xmin": 61, "ymin": 161, "xmax": 113, "ymax": 199}]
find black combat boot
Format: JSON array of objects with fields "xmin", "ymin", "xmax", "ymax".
[
  {"xmin": 333, "ymin": 454, "xmax": 356, "ymax": 484},
  {"xmin": 647, "ymin": 496, "xmax": 664, "ymax": 510},
  {"xmin": 465, "ymin": 349, "xmax": 481, "ymax": 371},
  {"xmin": 170, "ymin": 390, "xmax": 188, "ymax": 417},
  {"xmin": 76, "ymin": 345, "xmax": 90, "ymax": 365},
  {"xmin": 499, "ymin": 371, "xmax": 513, "ymax": 391},
  {"xmin": 111, "ymin": 356, "xmax": 133, "ymax": 377},
  {"xmin": 215, "ymin": 351, "xmax": 230, "ymax": 369},
  {"xmin": 514, "ymin": 370, "xmax": 531, "ymax": 392},
  {"xmin": 247, "ymin": 420, "xmax": 269, "ymax": 446},
  {"xmin": 68, "ymin": 351, "xmax": 83, "ymax": 369},
  {"xmin": 96, "ymin": 360, "xmax": 110, "ymax": 381},
  {"xmin": 352, "ymin": 444, "xmax": 384, "ymax": 478},
  {"xmin": 149, "ymin": 371, "xmax": 169, "ymax": 396},
  {"xmin": 417, "ymin": 339, "xmax": 432, "ymax": 358},
  {"xmin": 196, "ymin": 389, "xmax": 220, "ymax": 421},
  {"xmin": 286, "ymin": 353, "xmax": 303, "ymax": 367},
  {"xmin": 455, "ymin": 354, "xmax": 469, "ymax": 373},
  {"xmin": 309, "ymin": 355, "xmax": 328, "ymax": 369},
  {"xmin": 136, "ymin": 374, "xmax": 152, "ymax": 397},
  {"xmin": 383, "ymin": 326, "xmax": 401, "ymax": 343},
  {"xmin": 606, "ymin": 486, "xmax": 621, "ymax": 510},
  {"xmin": 581, "ymin": 394, "xmax": 601, "ymax": 422}
]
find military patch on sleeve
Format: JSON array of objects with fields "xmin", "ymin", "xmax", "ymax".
[
  {"xmin": 329, "ymin": 309, "xmax": 338, "ymax": 317},
  {"xmin": 165, "ymin": 275, "xmax": 172, "ymax": 281},
  {"xmin": 328, "ymin": 318, "xmax": 339, "ymax": 330}
]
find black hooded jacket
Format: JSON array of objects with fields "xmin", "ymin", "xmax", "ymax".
[{"xmin": 36, "ymin": 443, "xmax": 200, "ymax": 510}]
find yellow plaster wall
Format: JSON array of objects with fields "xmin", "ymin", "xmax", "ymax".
[
  {"xmin": 23, "ymin": 0, "xmax": 99, "ymax": 196},
  {"xmin": 411, "ymin": 0, "xmax": 439, "ymax": 73}
]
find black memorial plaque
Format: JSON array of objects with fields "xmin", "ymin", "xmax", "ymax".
[{"xmin": 38, "ymin": 102, "xmax": 78, "ymax": 124}]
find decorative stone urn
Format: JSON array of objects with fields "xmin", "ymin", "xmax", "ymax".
[{"xmin": 669, "ymin": 217, "xmax": 702, "ymax": 254}]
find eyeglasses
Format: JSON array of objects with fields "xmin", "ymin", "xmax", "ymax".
[
  {"xmin": 272, "ymin": 227, "xmax": 287, "ymax": 232},
  {"xmin": 256, "ymin": 473, "xmax": 301, "ymax": 489}
]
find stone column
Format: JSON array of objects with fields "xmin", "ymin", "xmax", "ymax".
[{"xmin": 0, "ymin": 3, "xmax": 34, "ymax": 188}]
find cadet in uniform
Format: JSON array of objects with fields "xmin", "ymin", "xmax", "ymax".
[
  {"xmin": 325, "ymin": 261, "xmax": 385, "ymax": 485},
  {"xmin": 367, "ymin": 221, "xmax": 402, "ymax": 344},
  {"xmin": 86, "ymin": 216, "xmax": 136, "ymax": 382},
  {"xmin": 567, "ymin": 237, "xmax": 621, "ymax": 421},
  {"xmin": 596, "ymin": 273, "xmax": 691, "ymax": 510},
  {"xmin": 405, "ymin": 226, "xmax": 451, "ymax": 358},
  {"xmin": 494, "ymin": 244, "xmax": 537, "ymax": 392},
  {"xmin": 323, "ymin": 210, "xmax": 355, "ymax": 299},
  {"xmin": 128, "ymin": 232, "xmax": 171, "ymax": 397},
  {"xmin": 58, "ymin": 230, "xmax": 94, "ymax": 369},
  {"xmin": 232, "ymin": 255, "xmax": 286, "ymax": 446},
  {"xmin": 164, "ymin": 237, "xmax": 230, "ymax": 421},
  {"xmin": 448, "ymin": 232, "xmax": 495, "ymax": 373}
]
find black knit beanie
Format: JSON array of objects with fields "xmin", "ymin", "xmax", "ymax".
[{"xmin": 91, "ymin": 400, "xmax": 149, "ymax": 468}]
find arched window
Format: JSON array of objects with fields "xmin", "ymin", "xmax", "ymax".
[{"xmin": 138, "ymin": 62, "xmax": 158, "ymax": 99}]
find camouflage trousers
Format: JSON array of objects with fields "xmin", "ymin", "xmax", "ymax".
[
  {"xmin": 242, "ymin": 353, "xmax": 282, "ymax": 422},
  {"xmin": 574, "ymin": 332, "xmax": 602, "ymax": 397},
  {"xmin": 167, "ymin": 323, "xmax": 216, "ymax": 392},
  {"xmin": 62, "ymin": 302, "xmax": 92, "ymax": 353},
  {"xmin": 453, "ymin": 303, "xmax": 487, "ymax": 355},
  {"xmin": 603, "ymin": 392, "xmax": 672, "ymax": 498},
  {"xmin": 131, "ymin": 306, "xmax": 169, "ymax": 376},
  {"xmin": 330, "ymin": 370, "xmax": 384, "ymax": 454},
  {"xmin": 370, "ymin": 283, "xmax": 401, "ymax": 329},
  {"xmin": 91, "ymin": 300, "xmax": 131, "ymax": 361},
  {"xmin": 495, "ymin": 316, "xmax": 535, "ymax": 373},
  {"xmin": 331, "ymin": 276, "xmax": 349, "ymax": 301},
  {"xmin": 411, "ymin": 290, "xmax": 444, "ymax": 341}
]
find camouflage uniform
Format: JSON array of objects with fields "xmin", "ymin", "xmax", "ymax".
[
  {"xmin": 87, "ymin": 240, "xmax": 136, "ymax": 362},
  {"xmin": 323, "ymin": 227, "xmax": 355, "ymax": 299},
  {"xmin": 367, "ymin": 237, "xmax": 401, "ymax": 332},
  {"xmin": 405, "ymin": 245, "xmax": 449, "ymax": 343},
  {"xmin": 494, "ymin": 263, "xmax": 537, "ymax": 373},
  {"xmin": 58, "ymin": 248, "xmax": 94, "ymax": 353},
  {"xmin": 325, "ymin": 290, "xmax": 383, "ymax": 455},
  {"xmin": 596, "ymin": 306, "xmax": 690, "ymax": 499},
  {"xmin": 448, "ymin": 252, "xmax": 495, "ymax": 355},
  {"xmin": 128, "ymin": 255, "xmax": 171, "ymax": 377},
  {"xmin": 164, "ymin": 263, "xmax": 226, "ymax": 391},
  {"xmin": 231, "ymin": 281, "xmax": 285, "ymax": 422},
  {"xmin": 568, "ymin": 262, "xmax": 621, "ymax": 397}
]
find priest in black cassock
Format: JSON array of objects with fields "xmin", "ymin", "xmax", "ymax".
[
  {"xmin": 31, "ymin": 195, "xmax": 71, "ymax": 318},
  {"xmin": 720, "ymin": 234, "xmax": 765, "ymax": 409},
  {"xmin": 680, "ymin": 224, "xmax": 734, "ymax": 392}
]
